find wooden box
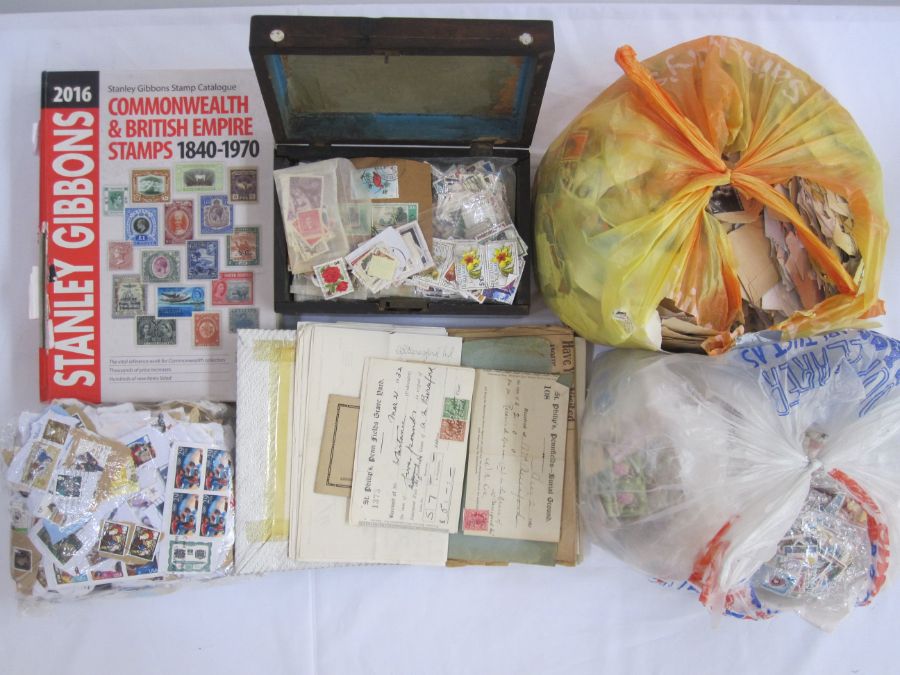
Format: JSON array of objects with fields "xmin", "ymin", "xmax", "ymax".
[{"xmin": 249, "ymin": 15, "xmax": 554, "ymax": 316}]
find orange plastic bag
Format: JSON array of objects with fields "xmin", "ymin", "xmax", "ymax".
[{"xmin": 534, "ymin": 36, "xmax": 887, "ymax": 352}]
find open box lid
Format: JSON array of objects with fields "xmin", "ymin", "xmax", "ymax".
[{"xmin": 249, "ymin": 15, "xmax": 554, "ymax": 148}]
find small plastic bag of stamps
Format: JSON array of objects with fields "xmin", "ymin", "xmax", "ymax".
[{"xmin": 3, "ymin": 400, "xmax": 235, "ymax": 601}]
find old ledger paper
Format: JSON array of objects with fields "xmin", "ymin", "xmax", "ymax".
[{"xmin": 462, "ymin": 371, "xmax": 569, "ymax": 542}]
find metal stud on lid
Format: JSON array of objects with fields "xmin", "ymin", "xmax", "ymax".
[
  {"xmin": 518, "ymin": 32, "xmax": 533, "ymax": 45},
  {"xmin": 270, "ymin": 29, "xmax": 285, "ymax": 43}
]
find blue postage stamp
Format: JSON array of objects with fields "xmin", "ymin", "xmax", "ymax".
[
  {"xmin": 200, "ymin": 194, "xmax": 234, "ymax": 234},
  {"xmin": 187, "ymin": 240, "xmax": 219, "ymax": 280},
  {"xmin": 228, "ymin": 307, "xmax": 259, "ymax": 333},
  {"xmin": 125, "ymin": 207, "xmax": 159, "ymax": 246},
  {"xmin": 157, "ymin": 286, "xmax": 205, "ymax": 317}
]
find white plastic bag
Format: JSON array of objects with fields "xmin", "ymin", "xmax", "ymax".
[{"xmin": 580, "ymin": 330, "xmax": 898, "ymax": 628}]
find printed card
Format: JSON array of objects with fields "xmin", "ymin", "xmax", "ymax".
[{"xmin": 349, "ymin": 359, "xmax": 476, "ymax": 532}]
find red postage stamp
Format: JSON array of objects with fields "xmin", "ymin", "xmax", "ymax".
[
  {"xmin": 439, "ymin": 418, "xmax": 467, "ymax": 442},
  {"xmin": 463, "ymin": 508, "xmax": 489, "ymax": 532},
  {"xmin": 164, "ymin": 199, "xmax": 194, "ymax": 244},
  {"xmin": 211, "ymin": 271, "xmax": 253, "ymax": 306},
  {"xmin": 193, "ymin": 312, "xmax": 220, "ymax": 347},
  {"xmin": 292, "ymin": 209, "xmax": 325, "ymax": 247}
]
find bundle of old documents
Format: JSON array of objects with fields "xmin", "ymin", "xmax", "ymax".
[
  {"xmin": 660, "ymin": 179, "xmax": 863, "ymax": 350},
  {"xmin": 276, "ymin": 157, "xmax": 528, "ymax": 305},
  {"xmin": 234, "ymin": 323, "xmax": 585, "ymax": 573}
]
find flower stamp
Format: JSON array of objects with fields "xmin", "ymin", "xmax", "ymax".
[{"xmin": 313, "ymin": 258, "xmax": 354, "ymax": 299}]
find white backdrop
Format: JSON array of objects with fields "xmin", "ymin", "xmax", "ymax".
[{"xmin": 2, "ymin": 4, "xmax": 900, "ymax": 674}]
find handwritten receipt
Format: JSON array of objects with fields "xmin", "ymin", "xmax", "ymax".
[
  {"xmin": 462, "ymin": 371, "xmax": 569, "ymax": 543},
  {"xmin": 349, "ymin": 359, "xmax": 475, "ymax": 532}
]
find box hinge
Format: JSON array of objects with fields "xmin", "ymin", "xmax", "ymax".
[{"xmin": 470, "ymin": 140, "xmax": 494, "ymax": 156}]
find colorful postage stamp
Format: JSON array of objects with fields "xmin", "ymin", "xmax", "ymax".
[
  {"xmin": 70, "ymin": 437, "xmax": 109, "ymax": 473},
  {"xmin": 164, "ymin": 199, "xmax": 194, "ymax": 244},
  {"xmin": 229, "ymin": 166, "xmax": 258, "ymax": 202},
  {"xmin": 200, "ymin": 494, "xmax": 228, "ymax": 537},
  {"xmin": 91, "ymin": 560, "xmax": 125, "ymax": 582},
  {"xmin": 98, "ymin": 521, "xmax": 131, "ymax": 556},
  {"xmin": 228, "ymin": 307, "xmax": 259, "ymax": 333},
  {"xmin": 354, "ymin": 165, "xmax": 399, "ymax": 199},
  {"xmin": 20, "ymin": 444, "xmax": 60, "ymax": 490},
  {"xmin": 21, "ymin": 443, "xmax": 60, "ymax": 490},
  {"xmin": 125, "ymin": 207, "xmax": 158, "ymax": 246},
  {"xmin": 211, "ymin": 271, "xmax": 253, "ymax": 305},
  {"xmin": 174, "ymin": 446, "xmax": 204, "ymax": 489},
  {"xmin": 108, "ymin": 240, "xmax": 134, "ymax": 271},
  {"xmin": 193, "ymin": 312, "xmax": 220, "ymax": 347},
  {"xmin": 103, "ymin": 186, "xmax": 128, "ymax": 215},
  {"xmin": 484, "ymin": 241, "xmax": 519, "ymax": 288},
  {"xmin": 127, "ymin": 525, "xmax": 161, "ymax": 562},
  {"xmin": 167, "ymin": 540, "xmax": 212, "ymax": 573},
  {"xmin": 227, "ymin": 227, "xmax": 259, "ymax": 266},
  {"xmin": 43, "ymin": 419, "xmax": 71, "ymax": 445},
  {"xmin": 187, "ymin": 240, "xmax": 219, "ymax": 280},
  {"xmin": 156, "ymin": 286, "xmax": 205, "ymax": 317},
  {"xmin": 13, "ymin": 547, "xmax": 32, "ymax": 573},
  {"xmin": 200, "ymin": 194, "xmax": 233, "ymax": 234},
  {"xmin": 125, "ymin": 559, "xmax": 159, "ymax": 578},
  {"xmin": 204, "ymin": 449, "xmax": 233, "ymax": 492},
  {"xmin": 127, "ymin": 434, "xmax": 156, "ymax": 467},
  {"xmin": 112, "ymin": 274, "xmax": 146, "ymax": 318},
  {"xmin": 52, "ymin": 564, "xmax": 89, "ymax": 585},
  {"xmin": 53, "ymin": 473, "xmax": 82, "ymax": 497},
  {"xmin": 169, "ymin": 492, "xmax": 200, "ymax": 535},
  {"xmin": 313, "ymin": 258, "xmax": 354, "ymax": 299},
  {"xmin": 36, "ymin": 526, "xmax": 84, "ymax": 565},
  {"xmin": 141, "ymin": 250, "xmax": 180, "ymax": 283},
  {"xmin": 131, "ymin": 169, "xmax": 171, "ymax": 203},
  {"xmin": 371, "ymin": 202, "xmax": 418, "ymax": 233},
  {"xmin": 136, "ymin": 315, "xmax": 176, "ymax": 346},
  {"xmin": 175, "ymin": 163, "xmax": 224, "ymax": 192}
]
